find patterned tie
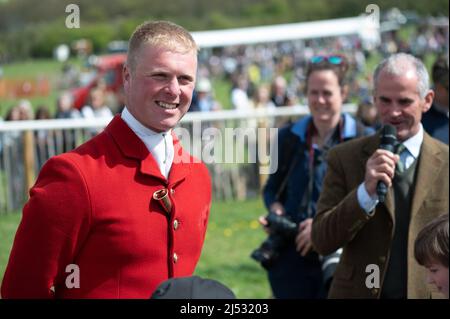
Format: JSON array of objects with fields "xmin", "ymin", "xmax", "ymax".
[{"xmin": 395, "ymin": 143, "xmax": 406, "ymax": 173}]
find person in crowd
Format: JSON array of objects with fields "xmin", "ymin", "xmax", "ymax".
[
  {"xmin": 81, "ymin": 87, "xmax": 114, "ymax": 119},
  {"xmin": 16, "ymin": 99, "xmax": 34, "ymax": 120},
  {"xmin": 190, "ymin": 77, "xmax": 221, "ymax": 112},
  {"xmin": 34, "ymin": 105, "xmax": 51, "ymax": 120},
  {"xmin": 414, "ymin": 214, "xmax": 449, "ymax": 298},
  {"xmin": 270, "ymin": 75, "xmax": 290, "ymax": 107},
  {"xmin": 250, "ymin": 84, "xmax": 276, "ymax": 128},
  {"xmin": 34, "ymin": 105, "xmax": 53, "ymax": 168},
  {"xmin": 1, "ymin": 20, "xmax": 212, "ymax": 299},
  {"xmin": 356, "ymin": 99, "xmax": 381, "ymax": 130},
  {"xmin": 55, "ymin": 92, "xmax": 81, "ymax": 120},
  {"xmin": 312, "ymin": 53, "xmax": 449, "ymax": 298},
  {"xmin": 54, "ymin": 92, "xmax": 82, "ymax": 152},
  {"xmin": 81, "ymin": 87, "xmax": 114, "ymax": 136},
  {"xmin": 421, "ymin": 55, "xmax": 448, "ymax": 144},
  {"xmin": 231, "ymin": 74, "xmax": 251, "ymax": 111},
  {"xmin": 260, "ymin": 54, "xmax": 374, "ymax": 299},
  {"xmin": 4, "ymin": 106, "xmax": 21, "ymax": 121},
  {"xmin": 2, "ymin": 104, "xmax": 29, "ymax": 210}
]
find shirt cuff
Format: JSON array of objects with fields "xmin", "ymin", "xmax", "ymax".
[{"xmin": 357, "ymin": 183, "xmax": 379, "ymax": 214}]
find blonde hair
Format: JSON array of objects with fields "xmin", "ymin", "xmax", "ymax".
[
  {"xmin": 127, "ymin": 20, "xmax": 198, "ymax": 72},
  {"xmin": 414, "ymin": 214, "xmax": 449, "ymax": 267}
]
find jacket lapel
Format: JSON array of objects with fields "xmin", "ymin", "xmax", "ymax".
[
  {"xmin": 106, "ymin": 115, "xmax": 166, "ymax": 182},
  {"xmin": 410, "ymin": 133, "xmax": 443, "ymax": 218},
  {"xmin": 107, "ymin": 116, "xmax": 193, "ymax": 185},
  {"xmin": 168, "ymin": 133, "xmax": 191, "ymax": 186}
]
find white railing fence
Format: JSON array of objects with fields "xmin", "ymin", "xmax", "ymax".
[{"xmin": 0, "ymin": 105, "xmax": 356, "ymax": 213}]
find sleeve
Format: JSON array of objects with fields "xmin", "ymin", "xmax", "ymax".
[
  {"xmin": 262, "ymin": 127, "xmax": 290, "ymax": 210},
  {"xmin": 357, "ymin": 183, "xmax": 379, "ymax": 214},
  {"xmin": 1, "ymin": 155, "xmax": 91, "ymax": 299},
  {"xmin": 201, "ymin": 164, "xmax": 212, "ymax": 242},
  {"xmin": 311, "ymin": 148, "xmax": 372, "ymax": 256}
]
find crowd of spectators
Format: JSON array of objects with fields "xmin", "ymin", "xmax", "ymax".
[{"xmin": 0, "ymin": 17, "xmax": 447, "ymax": 133}]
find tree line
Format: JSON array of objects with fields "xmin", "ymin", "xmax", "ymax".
[{"xmin": 0, "ymin": 0, "xmax": 448, "ymax": 61}]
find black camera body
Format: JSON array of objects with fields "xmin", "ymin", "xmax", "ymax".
[
  {"xmin": 320, "ymin": 249, "xmax": 342, "ymax": 292},
  {"xmin": 251, "ymin": 212, "xmax": 342, "ymax": 290},
  {"xmin": 250, "ymin": 212, "xmax": 298, "ymax": 269}
]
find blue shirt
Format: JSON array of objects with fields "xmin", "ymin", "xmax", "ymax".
[
  {"xmin": 422, "ymin": 103, "xmax": 448, "ymax": 145},
  {"xmin": 264, "ymin": 113, "xmax": 374, "ymax": 223}
]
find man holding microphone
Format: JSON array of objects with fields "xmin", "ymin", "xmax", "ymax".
[{"xmin": 312, "ymin": 53, "xmax": 449, "ymax": 299}]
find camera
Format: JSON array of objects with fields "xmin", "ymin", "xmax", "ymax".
[
  {"xmin": 320, "ymin": 248, "xmax": 342, "ymax": 291},
  {"xmin": 251, "ymin": 212, "xmax": 343, "ymax": 291},
  {"xmin": 250, "ymin": 212, "xmax": 298, "ymax": 269}
]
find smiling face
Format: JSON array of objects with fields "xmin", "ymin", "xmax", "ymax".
[
  {"xmin": 307, "ymin": 69, "xmax": 346, "ymax": 129},
  {"xmin": 123, "ymin": 44, "xmax": 197, "ymax": 132},
  {"xmin": 425, "ymin": 262, "xmax": 449, "ymax": 298},
  {"xmin": 374, "ymin": 70, "xmax": 434, "ymax": 142}
]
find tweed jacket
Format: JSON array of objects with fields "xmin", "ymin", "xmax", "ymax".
[{"xmin": 312, "ymin": 132, "xmax": 449, "ymax": 299}]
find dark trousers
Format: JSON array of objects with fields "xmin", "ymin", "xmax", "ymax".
[{"xmin": 268, "ymin": 247, "xmax": 326, "ymax": 299}]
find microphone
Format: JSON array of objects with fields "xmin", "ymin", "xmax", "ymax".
[{"xmin": 376, "ymin": 124, "xmax": 397, "ymax": 203}]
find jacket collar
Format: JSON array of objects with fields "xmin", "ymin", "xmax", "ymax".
[
  {"xmin": 106, "ymin": 115, "xmax": 149, "ymax": 158},
  {"xmin": 410, "ymin": 132, "xmax": 445, "ymax": 218},
  {"xmin": 290, "ymin": 113, "xmax": 359, "ymax": 142},
  {"xmin": 105, "ymin": 115, "xmax": 190, "ymax": 184}
]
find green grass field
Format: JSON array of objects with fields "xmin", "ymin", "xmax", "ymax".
[
  {"xmin": 0, "ymin": 212, "xmax": 22, "ymax": 286},
  {"xmin": 194, "ymin": 199, "xmax": 271, "ymax": 298},
  {"xmin": 0, "ymin": 199, "xmax": 271, "ymax": 299},
  {"xmin": 1, "ymin": 59, "xmax": 62, "ymax": 117}
]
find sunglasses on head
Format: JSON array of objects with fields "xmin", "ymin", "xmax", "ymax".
[{"xmin": 310, "ymin": 55, "xmax": 344, "ymax": 65}]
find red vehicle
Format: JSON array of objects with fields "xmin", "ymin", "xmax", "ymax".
[{"xmin": 71, "ymin": 53, "xmax": 127, "ymax": 109}]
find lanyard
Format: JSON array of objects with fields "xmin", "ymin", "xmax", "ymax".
[{"xmin": 298, "ymin": 118, "xmax": 344, "ymax": 219}]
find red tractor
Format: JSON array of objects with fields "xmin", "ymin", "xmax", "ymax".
[{"xmin": 71, "ymin": 53, "xmax": 127, "ymax": 109}]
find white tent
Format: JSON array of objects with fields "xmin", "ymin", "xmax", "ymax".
[{"xmin": 192, "ymin": 15, "xmax": 380, "ymax": 49}]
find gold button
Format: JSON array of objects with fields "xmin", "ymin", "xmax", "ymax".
[
  {"xmin": 372, "ymin": 288, "xmax": 379, "ymax": 295},
  {"xmin": 379, "ymin": 256, "xmax": 386, "ymax": 263},
  {"xmin": 173, "ymin": 253, "xmax": 178, "ymax": 263},
  {"xmin": 173, "ymin": 219, "xmax": 179, "ymax": 230},
  {"xmin": 170, "ymin": 189, "xmax": 175, "ymax": 194}
]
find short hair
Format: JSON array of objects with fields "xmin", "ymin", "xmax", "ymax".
[
  {"xmin": 414, "ymin": 214, "xmax": 449, "ymax": 268},
  {"xmin": 127, "ymin": 20, "xmax": 198, "ymax": 72},
  {"xmin": 373, "ymin": 53, "xmax": 430, "ymax": 99},
  {"xmin": 432, "ymin": 56, "xmax": 449, "ymax": 91}
]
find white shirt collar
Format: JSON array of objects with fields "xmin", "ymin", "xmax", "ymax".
[
  {"xmin": 121, "ymin": 106, "xmax": 174, "ymax": 179},
  {"xmin": 401, "ymin": 124, "xmax": 423, "ymax": 159},
  {"xmin": 121, "ymin": 106, "xmax": 171, "ymax": 137}
]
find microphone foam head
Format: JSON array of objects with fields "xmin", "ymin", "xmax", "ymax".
[{"xmin": 380, "ymin": 124, "xmax": 397, "ymax": 146}]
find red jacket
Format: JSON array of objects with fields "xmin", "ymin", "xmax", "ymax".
[{"xmin": 1, "ymin": 116, "xmax": 211, "ymax": 298}]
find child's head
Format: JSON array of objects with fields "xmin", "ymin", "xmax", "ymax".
[{"xmin": 414, "ymin": 214, "xmax": 449, "ymax": 298}]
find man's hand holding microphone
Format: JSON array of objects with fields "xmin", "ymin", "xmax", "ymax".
[{"xmin": 364, "ymin": 125, "xmax": 400, "ymax": 202}]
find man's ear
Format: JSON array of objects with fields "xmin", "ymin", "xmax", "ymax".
[
  {"xmin": 123, "ymin": 63, "xmax": 131, "ymax": 92},
  {"xmin": 422, "ymin": 89, "xmax": 434, "ymax": 113}
]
